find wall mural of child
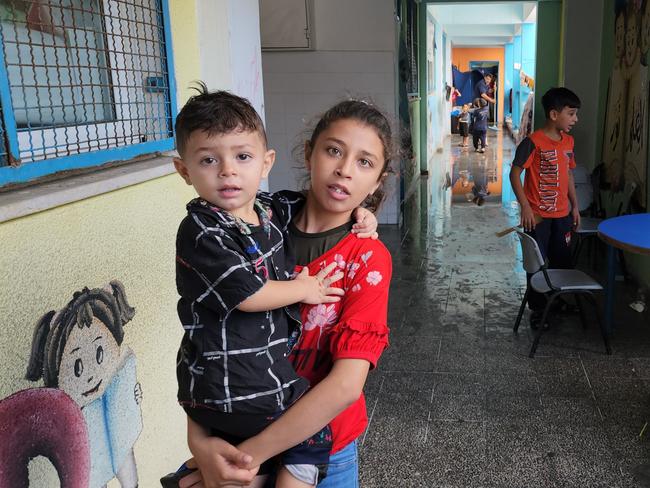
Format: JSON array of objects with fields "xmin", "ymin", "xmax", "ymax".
[
  {"xmin": 24, "ymin": 280, "xmax": 143, "ymax": 488},
  {"xmin": 603, "ymin": 0, "xmax": 649, "ymax": 210}
]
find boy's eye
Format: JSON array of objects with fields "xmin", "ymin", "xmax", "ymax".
[
  {"xmin": 327, "ymin": 147, "xmax": 342, "ymax": 157},
  {"xmin": 236, "ymin": 153, "xmax": 252, "ymax": 161},
  {"xmin": 200, "ymin": 157, "xmax": 217, "ymax": 165}
]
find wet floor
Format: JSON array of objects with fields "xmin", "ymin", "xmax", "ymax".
[{"xmin": 359, "ymin": 131, "xmax": 650, "ymax": 487}]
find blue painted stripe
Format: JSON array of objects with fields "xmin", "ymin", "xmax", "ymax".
[
  {"xmin": 160, "ymin": 0, "xmax": 179, "ymax": 132},
  {"xmin": 0, "ymin": 138, "xmax": 175, "ymax": 185},
  {"xmin": 0, "ymin": 26, "xmax": 21, "ymax": 166}
]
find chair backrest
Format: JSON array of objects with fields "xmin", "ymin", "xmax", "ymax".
[{"xmin": 515, "ymin": 231, "xmax": 545, "ymax": 274}]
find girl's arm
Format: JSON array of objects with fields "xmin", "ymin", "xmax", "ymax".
[
  {"xmin": 237, "ymin": 358, "xmax": 370, "ymax": 466},
  {"xmin": 183, "ymin": 359, "xmax": 371, "ymax": 485}
]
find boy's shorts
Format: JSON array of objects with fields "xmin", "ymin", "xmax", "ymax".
[
  {"xmin": 459, "ymin": 123, "xmax": 469, "ymax": 137},
  {"xmin": 185, "ymin": 406, "xmax": 331, "ymax": 484}
]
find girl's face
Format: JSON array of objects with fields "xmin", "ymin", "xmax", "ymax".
[
  {"xmin": 306, "ymin": 119, "xmax": 385, "ymax": 217},
  {"xmin": 58, "ymin": 317, "xmax": 120, "ymax": 408},
  {"xmin": 616, "ymin": 14, "xmax": 626, "ymax": 59}
]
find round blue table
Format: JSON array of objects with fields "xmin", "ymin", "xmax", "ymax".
[{"xmin": 598, "ymin": 214, "xmax": 650, "ymax": 334}]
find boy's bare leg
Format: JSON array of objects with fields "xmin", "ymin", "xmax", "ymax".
[
  {"xmin": 222, "ymin": 474, "xmax": 267, "ymax": 488},
  {"xmin": 276, "ymin": 467, "xmax": 315, "ymax": 488}
]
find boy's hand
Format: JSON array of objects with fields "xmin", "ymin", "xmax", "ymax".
[
  {"xmin": 352, "ymin": 207, "xmax": 379, "ymax": 239},
  {"xmin": 520, "ymin": 205, "xmax": 537, "ymax": 232},
  {"xmin": 571, "ymin": 207, "xmax": 581, "ymax": 230},
  {"xmin": 296, "ymin": 262, "xmax": 344, "ymax": 304}
]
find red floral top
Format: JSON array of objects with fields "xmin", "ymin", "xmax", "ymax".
[{"xmin": 289, "ymin": 233, "xmax": 392, "ymax": 453}]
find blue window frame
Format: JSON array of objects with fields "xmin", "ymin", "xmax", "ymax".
[{"xmin": 0, "ymin": 0, "xmax": 177, "ymax": 186}]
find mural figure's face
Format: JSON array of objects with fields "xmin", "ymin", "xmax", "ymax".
[
  {"xmin": 616, "ymin": 14, "xmax": 626, "ymax": 60},
  {"xmin": 58, "ymin": 317, "xmax": 120, "ymax": 408},
  {"xmin": 642, "ymin": 1, "xmax": 650, "ymax": 55},
  {"xmin": 625, "ymin": 14, "xmax": 639, "ymax": 67}
]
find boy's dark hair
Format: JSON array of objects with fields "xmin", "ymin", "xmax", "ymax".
[
  {"xmin": 473, "ymin": 97, "xmax": 487, "ymax": 108},
  {"xmin": 541, "ymin": 87, "xmax": 581, "ymax": 118},
  {"xmin": 174, "ymin": 81, "xmax": 267, "ymax": 156},
  {"xmin": 306, "ymin": 100, "xmax": 394, "ymax": 213}
]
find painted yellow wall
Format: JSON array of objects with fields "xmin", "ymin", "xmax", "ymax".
[
  {"xmin": 169, "ymin": 0, "xmax": 201, "ymax": 106},
  {"xmin": 0, "ymin": 173, "xmax": 197, "ymax": 486}
]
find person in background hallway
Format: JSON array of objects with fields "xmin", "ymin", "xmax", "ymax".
[
  {"xmin": 474, "ymin": 72, "xmax": 496, "ymax": 142},
  {"xmin": 457, "ymin": 103, "xmax": 470, "ymax": 148},
  {"xmin": 509, "ymin": 87, "xmax": 581, "ymax": 329},
  {"xmin": 471, "ymin": 98, "xmax": 489, "ymax": 153}
]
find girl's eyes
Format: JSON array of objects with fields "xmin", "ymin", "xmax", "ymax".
[
  {"xmin": 326, "ymin": 147, "xmax": 342, "ymax": 157},
  {"xmin": 359, "ymin": 159, "xmax": 374, "ymax": 168}
]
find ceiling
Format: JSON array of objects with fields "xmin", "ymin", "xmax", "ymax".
[{"xmin": 428, "ymin": 2, "xmax": 537, "ymax": 46}]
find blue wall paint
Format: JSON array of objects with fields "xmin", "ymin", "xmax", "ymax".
[
  {"xmin": 504, "ymin": 42, "xmax": 514, "ymax": 117},
  {"xmin": 512, "ymin": 34, "xmax": 522, "ymax": 127}
]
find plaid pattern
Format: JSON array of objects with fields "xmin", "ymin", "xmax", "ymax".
[{"xmin": 176, "ymin": 191, "xmax": 309, "ymax": 414}]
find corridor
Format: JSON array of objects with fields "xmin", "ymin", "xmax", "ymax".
[{"xmin": 358, "ymin": 133, "xmax": 650, "ymax": 487}]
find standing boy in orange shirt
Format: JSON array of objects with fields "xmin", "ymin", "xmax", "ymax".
[{"xmin": 509, "ymin": 87, "xmax": 581, "ymax": 329}]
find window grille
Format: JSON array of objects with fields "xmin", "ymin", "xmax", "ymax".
[{"xmin": 0, "ymin": 0, "xmax": 176, "ymax": 185}]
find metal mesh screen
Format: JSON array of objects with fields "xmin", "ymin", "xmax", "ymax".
[{"xmin": 0, "ymin": 0, "xmax": 172, "ymax": 164}]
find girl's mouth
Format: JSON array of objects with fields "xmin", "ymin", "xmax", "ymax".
[{"xmin": 327, "ymin": 184, "xmax": 350, "ymax": 201}]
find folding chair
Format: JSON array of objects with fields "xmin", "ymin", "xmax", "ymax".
[{"xmin": 513, "ymin": 231, "xmax": 612, "ymax": 358}]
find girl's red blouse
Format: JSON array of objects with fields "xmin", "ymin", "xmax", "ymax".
[{"xmin": 289, "ymin": 233, "xmax": 392, "ymax": 453}]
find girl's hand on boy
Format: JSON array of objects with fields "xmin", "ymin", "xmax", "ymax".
[
  {"xmin": 181, "ymin": 442, "xmax": 257, "ymax": 488},
  {"xmin": 352, "ymin": 207, "xmax": 379, "ymax": 239},
  {"xmin": 297, "ymin": 262, "xmax": 344, "ymax": 304}
]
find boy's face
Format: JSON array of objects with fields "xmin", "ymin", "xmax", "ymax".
[
  {"xmin": 174, "ymin": 129, "xmax": 274, "ymax": 221},
  {"xmin": 550, "ymin": 106, "xmax": 579, "ymax": 133}
]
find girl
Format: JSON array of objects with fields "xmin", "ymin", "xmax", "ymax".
[{"xmin": 180, "ymin": 100, "xmax": 394, "ymax": 488}]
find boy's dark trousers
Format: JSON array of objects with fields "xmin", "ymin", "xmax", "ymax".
[
  {"xmin": 473, "ymin": 130, "xmax": 487, "ymax": 149},
  {"xmin": 524, "ymin": 214, "xmax": 573, "ymax": 311}
]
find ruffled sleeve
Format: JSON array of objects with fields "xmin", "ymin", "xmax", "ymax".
[{"xmin": 326, "ymin": 241, "xmax": 392, "ymax": 368}]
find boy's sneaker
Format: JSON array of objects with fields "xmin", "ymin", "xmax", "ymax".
[{"xmin": 478, "ymin": 147, "xmax": 485, "ymax": 153}]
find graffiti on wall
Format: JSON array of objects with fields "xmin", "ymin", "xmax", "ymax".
[
  {"xmin": 603, "ymin": 0, "xmax": 649, "ymax": 208},
  {"xmin": 0, "ymin": 281, "xmax": 142, "ymax": 488}
]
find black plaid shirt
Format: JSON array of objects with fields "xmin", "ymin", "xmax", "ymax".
[{"xmin": 176, "ymin": 191, "xmax": 309, "ymax": 414}]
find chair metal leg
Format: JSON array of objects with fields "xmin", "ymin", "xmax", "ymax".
[
  {"xmin": 529, "ymin": 294, "xmax": 557, "ymax": 358},
  {"xmin": 514, "ymin": 288, "xmax": 529, "ymax": 332},
  {"xmin": 572, "ymin": 235, "xmax": 584, "ymax": 267},
  {"xmin": 585, "ymin": 292, "xmax": 612, "ymax": 355},
  {"xmin": 575, "ymin": 294, "xmax": 588, "ymax": 329}
]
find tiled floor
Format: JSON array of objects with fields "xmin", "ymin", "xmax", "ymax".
[{"xmin": 359, "ymin": 131, "xmax": 650, "ymax": 487}]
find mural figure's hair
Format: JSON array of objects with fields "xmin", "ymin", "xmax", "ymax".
[{"xmin": 25, "ymin": 281, "xmax": 135, "ymax": 387}]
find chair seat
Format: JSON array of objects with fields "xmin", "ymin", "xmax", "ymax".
[
  {"xmin": 531, "ymin": 269, "xmax": 603, "ymax": 293},
  {"xmin": 575, "ymin": 217, "xmax": 602, "ymax": 235}
]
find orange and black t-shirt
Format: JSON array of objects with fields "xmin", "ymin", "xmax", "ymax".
[{"xmin": 512, "ymin": 129, "xmax": 576, "ymax": 218}]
